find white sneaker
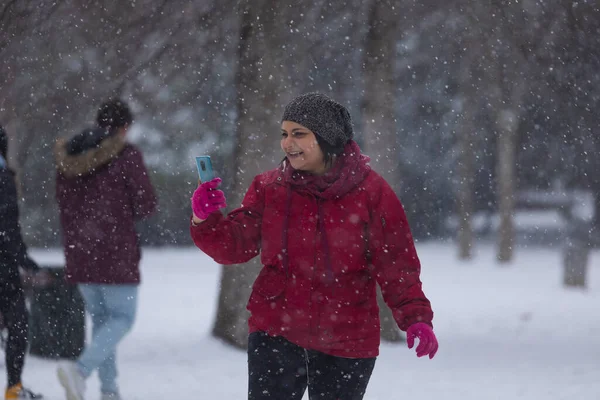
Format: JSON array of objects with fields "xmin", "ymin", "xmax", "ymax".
[
  {"xmin": 100, "ymin": 393, "xmax": 121, "ymax": 400},
  {"xmin": 57, "ymin": 361, "xmax": 86, "ymax": 400}
]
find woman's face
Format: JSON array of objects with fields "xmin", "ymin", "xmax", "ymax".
[{"xmin": 281, "ymin": 121, "xmax": 327, "ymax": 175}]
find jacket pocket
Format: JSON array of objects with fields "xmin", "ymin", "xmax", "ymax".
[{"xmin": 253, "ymin": 264, "xmax": 287, "ymax": 300}]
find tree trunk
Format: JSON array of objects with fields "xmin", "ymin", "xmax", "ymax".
[
  {"xmin": 456, "ymin": 113, "xmax": 475, "ymax": 260},
  {"xmin": 563, "ymin": 240, "xmax": 589, "ymax": 288},
  {"xmin": 211, "ymin": 0, "xmax": 293, "ymax": 349},
  {"xmin": 486, "ymin": 1, "xmax": 529, "ymax": 264},
  {"xmin": 361, "ymin": 0, "xmax": 402, "ymax": 343},
  {"xmin": 563, "ymin": 219, "xmax": 590, "ymax": 288},
  {"xmin": 453, "ymin": 0, "xmax": 491, "ymax": 261},
  {"xmin": 496, "ymin": 109, "xmax": 518, "ymax": 263}
]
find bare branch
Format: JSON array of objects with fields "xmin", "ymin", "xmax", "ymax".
[{"xmin": 0, "ymin": 0, "xmax": 19, "ymax": 24}]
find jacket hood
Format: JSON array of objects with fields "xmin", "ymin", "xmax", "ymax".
[
  {"xmin": 55, "ymin": 132, "xmax": 126, "ymax": 178},
  {"xmin": 281, "ymin": 140, "xmax": 371, "ymax": 199},
  {"xmin": 66, "ymin": 127, "xmax": 116, "ymax": 155}
]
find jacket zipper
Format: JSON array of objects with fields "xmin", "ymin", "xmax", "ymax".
[{"xmin": 308, "ymin": 196, "xmax": 320, "ymax": 340}]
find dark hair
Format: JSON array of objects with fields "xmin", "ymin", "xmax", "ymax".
[
  {"xmin": 0, "ymin": 125, "xmax": 7, "ymax": 159},
  {"xmin": 314, "ymin": 134, "xmax": 348, "ymax": 167},
  {"xmin": 96, "ymin": 99, "xmax": 133, "ymax": 129}
]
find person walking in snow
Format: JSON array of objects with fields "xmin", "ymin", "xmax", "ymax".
[
  {"xmin": 54, "ymin": 99, "xmax": 157, "ymax": 400},
  {"xmin": 0, "ymin": 127, "xmax": 43, "ymax": 400},
  {"xmin": 190, "ymin": 92, "xmax": 438, "ymax": 400}
]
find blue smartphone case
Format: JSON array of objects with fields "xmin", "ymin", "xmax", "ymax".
[{"xmin": 195, "ymin": 156, "xmax": 215, "ymax": 183}]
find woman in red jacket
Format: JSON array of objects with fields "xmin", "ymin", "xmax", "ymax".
[{"xmin": 190, "ymin": 92, "xmax": 438, "ymax": 400}]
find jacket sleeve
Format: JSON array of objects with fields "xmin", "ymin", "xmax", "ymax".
[
  {"xmin": 367, "ymin": 177, "xmax": 433, "ymax": 331},
  {"xmin": 0, "ymin": 171, "xmax": 38, "ymax": 272},
  {"xmin": 124, "ymin": 148, "xmax": 157, "ymax": 221},
  {"xmin": 190, "ymin": 176, "xmax": 263, "ymax": 265}
]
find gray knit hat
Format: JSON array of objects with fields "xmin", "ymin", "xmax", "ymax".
[{"xmin": 281, "ymin": 92, "xmax": 354, "ymax": 147}]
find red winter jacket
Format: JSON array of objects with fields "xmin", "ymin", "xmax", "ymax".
[{"xmin": 191, "ymin": 141, "xmax": 433, "ymax": 358}]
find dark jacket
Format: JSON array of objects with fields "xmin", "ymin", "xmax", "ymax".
[
  {"xmin": 55, "ymin": 131, "xmax": 157, "ymax": 284},
  {"xmin": 191, "ymin": 140, "xmax": 433, "ymax": 358},
  {"xmin": 0, "ymin": 164, "xmax": 38, "ymax": 282}
]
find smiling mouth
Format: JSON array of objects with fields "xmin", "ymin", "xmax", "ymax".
[{"xmin": 287, "ymin": 151, "xmax": 303, "ymax": 158}]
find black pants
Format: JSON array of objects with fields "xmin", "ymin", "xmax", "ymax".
[
  {"xmin": 0, "ymin": 279, "xmax": 28, "ymax": 387},
  {"xmin": 248, "ymin": 332, "xmax": 376, "ymax": 400}
]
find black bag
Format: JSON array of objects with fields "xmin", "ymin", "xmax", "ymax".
[{"xmin": 28, "ymin": 266, "xmax": 85, "ymax": 359}]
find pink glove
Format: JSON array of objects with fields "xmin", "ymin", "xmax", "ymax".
[
  {"xmin": 191, "ymin": 177, "xmax": 227, "ymax": 220},
  {"xmin": 406, "ymin": 322, "xmax": 438, "ymax": 359}
]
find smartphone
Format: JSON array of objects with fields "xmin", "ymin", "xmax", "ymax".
[{"xmin": 195, "ymin": 156, "xmax": 215, "ymax": 183}]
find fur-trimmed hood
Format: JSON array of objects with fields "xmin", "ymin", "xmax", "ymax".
[{"xmin": 55, "ymin": 133, "xmax": 126, "ymax": 178}]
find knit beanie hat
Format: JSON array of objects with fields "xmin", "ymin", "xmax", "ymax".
[{"xmin": 281, "ymin": 92, "xmax": 354, "ymax": 148}]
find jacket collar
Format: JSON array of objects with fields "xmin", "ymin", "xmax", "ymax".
[{"xmin": 55, "ymin": 134, "xmax": 126, "ymax": 178}]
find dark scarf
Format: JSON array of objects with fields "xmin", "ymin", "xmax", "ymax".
[{"xmin": 282, "ymin": 140, "xmax": 371, "ymax": 199}]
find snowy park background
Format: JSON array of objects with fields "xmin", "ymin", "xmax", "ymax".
[
  {"xmin": 26, "ymin": 241, "xmax": 600, "ymax": 400},
  {"xmin": 1, "ymin": 2, "xmax": 600, "ymax": 399}
]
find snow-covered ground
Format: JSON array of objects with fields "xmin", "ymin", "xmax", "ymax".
[{"xmin": 24, "ymin": 242, "xmax": 600, "ymax": 400}]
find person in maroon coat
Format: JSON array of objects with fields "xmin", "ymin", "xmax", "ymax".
[
  {"xmin": 54, "ymin": 99, "xmax": 157, "ymax": 400},
  {"xmin": 190, "ymin": 93, "xmax": 438, "ymax": 400}
]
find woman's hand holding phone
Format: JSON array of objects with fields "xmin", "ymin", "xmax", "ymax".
[{"xmin": 191, "ymin": 177, "xmax": 227, "ymax": 222}]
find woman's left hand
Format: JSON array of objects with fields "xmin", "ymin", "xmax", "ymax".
[{"xmin": 406, "ymin": 322, "xmax": 438, "ymax": 359}]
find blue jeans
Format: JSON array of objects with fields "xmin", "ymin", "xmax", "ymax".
[{"xmin": 77, "ymin": 284, "xmax": 138, "ymax": 394}]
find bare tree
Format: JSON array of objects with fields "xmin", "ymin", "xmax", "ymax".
[
  {"xmin": 454, "ymin": 1, "xmax": 565, "ymax": 263},
  {"xmin": 455, "ymin": 104, "xmax": 476, "ymax": 260},
  {"xmin": 495, "ymin": 109, "xmax": 519, "ymax": 262},
  {"xmin": 360, "ymin": 0, "xmax": 403, "ymax": 342},
  {"xmin": 212, "ymin": 0, "xmax": 299, "ymax": 348},
  {"xmin": 454, "ymin": 4, "xmax": 487, "ymax": 260},
  {"xmin": 489, "ymin": 1, "xmax": 558, "ymax": 262},
  {"xmin": 554, "ymin": 1, "xmax": 600, "ymax": 287}
]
